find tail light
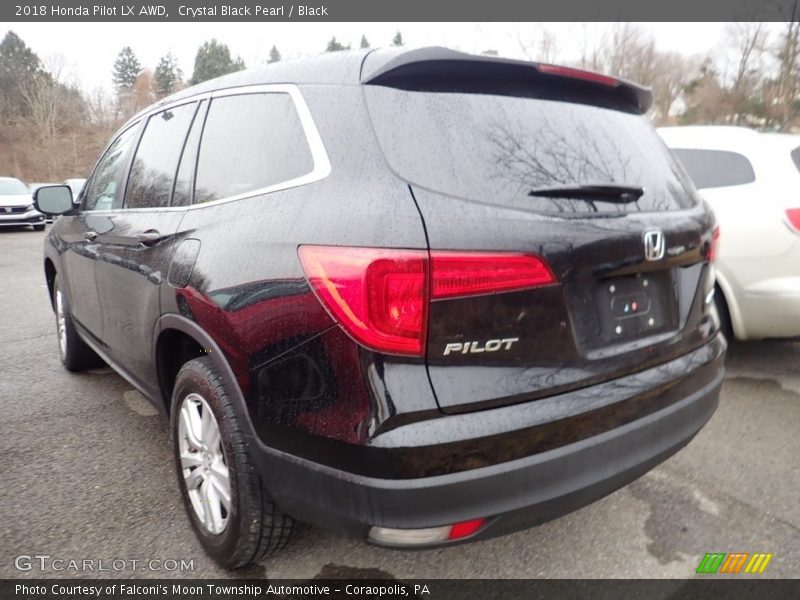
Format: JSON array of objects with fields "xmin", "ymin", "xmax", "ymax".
[
  {"xmin": 786, "ymin": 208, "xmax": 800, "ymax": 233},
  {"xmin": 298, "ymin": 246, "xmax": 556, "ymax": 356},
  {"xmin": 706, "ymin": 226, "xmax": 720, "ymax": 262}
]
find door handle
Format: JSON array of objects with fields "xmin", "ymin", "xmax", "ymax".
[
  {"xmin": 137, "ymin": 230, "xmax": 163, "ymax": 246},
  {"xmin": 85, "ymin": 231, "xmax": 97, "ymax": 242}
]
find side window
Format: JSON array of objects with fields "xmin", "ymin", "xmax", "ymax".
[
  {"xmin": 194, "ymin": 93, "xmax": 314, "ymax": 204},
  {"xmin": 671, "ymin": 148, "xmax": 756, "ymax": 190},
  {"xmin": 172, "ymin": 100, "xmax": 207, "ymax": 207},
  {"xmin": 790, "ymin": 146, "xmax": 800, "ymax": 173},
  {"xmin": 125, "ymin": 103, "xmax": 197, "ymax": 209},
  {"xmin": 83, "ymin": 125, "xmax": 139, "ymax": 211}
]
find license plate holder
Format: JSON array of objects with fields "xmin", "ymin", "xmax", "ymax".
[{"xmin": 594, "ymin": 271, "xmax": 677, "ymax": 344}]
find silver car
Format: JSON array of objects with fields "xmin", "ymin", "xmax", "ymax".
[{"xmin": 0, "ymin": 177, "xmax": 46, "ymax": 231}]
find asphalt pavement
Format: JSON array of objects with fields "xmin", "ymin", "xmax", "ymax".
[{"xmin": 1, "ymin": 227, "xmax": 798, "ymax": 579}]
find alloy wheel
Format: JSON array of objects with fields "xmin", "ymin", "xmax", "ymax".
[{"xmin": 177, "ymin": 393, "xmax": 231, "ymax": 535}]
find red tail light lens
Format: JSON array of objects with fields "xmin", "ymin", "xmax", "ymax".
[
  {"xmin": 537, "ymin": 63, "xmax": 619, "ymax": 87},
  {"xmin": 298, "ymin": 246, "xmax": 428, "ymax": 355},
  {"xmin": 707, "ymin": 226, "xmax": 720, "ymax": 262},
  {"xmin": 786, "ymin": 208, "xmax": 800, "ymax": 233},
  {"xmin": 299, "ymin": 246, "xmax": 557, "ymax": 356},
  {"xmin": 430, "ymin": 252, "xmax": 555, "ymax": 299}
]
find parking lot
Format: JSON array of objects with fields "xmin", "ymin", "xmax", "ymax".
[{"xmin": 1, "ymin": 227, "xmax": 798, "ymax": 579}]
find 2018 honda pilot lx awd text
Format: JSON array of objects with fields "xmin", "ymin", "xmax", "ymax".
[{"xmin": 34, "ymin": 48, "xmax": 725, "ymax": 568}]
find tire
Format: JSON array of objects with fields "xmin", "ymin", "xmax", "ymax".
[
  {"xmin": 33, "ymin": 223, "xmax": 45, "ymax": 231},
  {"xmin": 714, "ymin": 284, "xmax": 734, "ymax": 342},
  {"xmin": 53, "ymin": 275, "xmax": 104, "ymax": 371},
  {"xmin": 171, "ymin": 357, "xmax": 294, "ymax": 568}
]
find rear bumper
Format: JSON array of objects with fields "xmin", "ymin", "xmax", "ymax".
[{"xmin": 253, "ymin": 335, "xmax": 724, "ymax": 544}]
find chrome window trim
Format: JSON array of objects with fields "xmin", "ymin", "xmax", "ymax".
[{"xmin": 86, "ymin": 84, "xmax": 331, "ymax": 214}]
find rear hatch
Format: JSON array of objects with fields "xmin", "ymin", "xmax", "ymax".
[{"xmin": 363, "ymin": 49, "xmax": 718, "ymax": 413}]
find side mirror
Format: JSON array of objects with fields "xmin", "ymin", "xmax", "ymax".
[{"xmin": 34, "ymin": 185, "xmax": 74, "ymax": 215}]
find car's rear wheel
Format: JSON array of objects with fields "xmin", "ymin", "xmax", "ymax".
[
  {"xmin": 53, "ymin": 275, "xmax": 104, "ymax": 371},
  {"xmin": 171, "ymin": 357, "xmax": 294, "ymax": 568}
]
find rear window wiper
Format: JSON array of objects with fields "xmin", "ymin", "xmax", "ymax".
[{"xmin": 527, "ymin": 183, "xmax": 644, "ymax": 203}]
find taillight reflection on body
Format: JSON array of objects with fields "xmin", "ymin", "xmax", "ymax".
[
  {"xmin": 298, "ymin": 246, "xmax": 556, "ymax": 356},
  {"xmin": 706, "ymin": 226, "xmax": 720, "ymax": 262}
]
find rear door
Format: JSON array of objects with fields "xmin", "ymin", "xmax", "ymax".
[
  {"xmin": 363, "ymin": 60, "xmax": 717, "ymax": 413},
  {"xmin": 93, "ymin": 101, "xmax": 202, "ymax": 387}
]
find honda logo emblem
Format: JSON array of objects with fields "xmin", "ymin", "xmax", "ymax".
[{"xmin": 643, "ymin": 229, "xmax": 665, "ymax": 261}]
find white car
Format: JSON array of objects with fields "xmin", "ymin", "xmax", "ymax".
[
  {"xmin": 659, "ymin": 126, "xmax": 800, "ymax": 340},
  {"xmin": 62, "ymin": 178, "xmax": 86, "ymax": 201},
  {"xmin": 0, "ymin": 177, "xmax": 46, "ymax": 231}
]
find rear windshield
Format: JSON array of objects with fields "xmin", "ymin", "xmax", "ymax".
[
  {"xmin": 0, "ymin": 179, "xmax": 29, "ymax": 195},
  {"xmin": 365, "ymin": 87, "xmax": 699, "ymax": 214}
]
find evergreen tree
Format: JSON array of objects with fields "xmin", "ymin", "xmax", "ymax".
[
  {"xmin": 153, "ymin": 52, "xmax": 182, "ymax": 97},
  {"xmin": 392, "ymin": 31, "xmax": 404, "ymax": 46},
  {"xmin": 190, "ymin": 39, "xmax": 245, "ymax": 85},
  {"xmin": 326, "ymin": 36, "xmax": 350, "ymax": 52},
  {"xmin": 112, "ymin": 46, "xmax": 141, "ymax": 97},
  {"xmin": 268, "ymin": 45, "xmax": 281, "ymax": 63},
  {"xmin": 360, "ymin": 35, "xmax": 370, "ymax": 49},
  {"xmin": 0, "ymin": 30, "xmax": 47, "ymax": 121}
]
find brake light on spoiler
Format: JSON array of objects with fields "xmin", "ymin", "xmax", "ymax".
[
  {"xmin": 298, "ymin": 246, "xmax": 556, "ymax": 356},
  {"xmin": 536, "ymin": 63, "xmax": 620, "ymax": 87}
]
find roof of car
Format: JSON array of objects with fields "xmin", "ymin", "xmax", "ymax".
[
  {"xmin": 658, "ymin": 125, "xmax": 760, "ymax": 143},
  {"xmin": 146, "ymin": 48, "xmax": 372, "ymax": 111},
  {"xmin": 132, "ymin": 46, "xmax": 651, "ymax": 125},
  {"xmin": 659, "ymin": 126, "xmax": 800, "ymax": 152}
]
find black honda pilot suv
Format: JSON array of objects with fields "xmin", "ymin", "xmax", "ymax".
[{"xmin": 34, "ymin": 47, "xmax": 725, "ymax": 568}]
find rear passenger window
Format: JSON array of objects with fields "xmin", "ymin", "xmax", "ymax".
[
  {"xmin": 194, "ymin": 93, "xmax": 314, "ymax": 204},
  {"xmin": 671, "ymin": 148, "xmax": 756, "ymax": 190},
  {"xmin": 125, "ymin": 103, "xmax": 197, "ymax": 209}
]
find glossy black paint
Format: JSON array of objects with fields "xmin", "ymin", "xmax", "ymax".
[{"xmin": 42, "ymin": 47, "xmax": 725, "ymax": 540}]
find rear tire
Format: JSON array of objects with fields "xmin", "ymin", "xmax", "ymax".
[
  {"xmin": 714, "ymin": 285, "xmax": 734, "ymax": 342},
  {"xmin": 171, "ymin": 357, "xmax": 294, "ymax": 568},
  {"xmin": 53, "ymin": 275, "xmax": 104, "ymax": 371}
]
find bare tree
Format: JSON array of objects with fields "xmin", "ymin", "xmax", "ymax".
[
  {"xmin": 131, "ymin": 69, "xmax": 156, "ymax": 113},
  {"xmin": 723, "ymin": 22, "xmax": 768, "ymax": 125},
  {"xmin": 599, "ymin": 24, "xmax": 658, "ymax": 86},
  {"xmin": 18, "ymin": 58, "xmax": 66, "ymax": 179},
  {"xmin": 771, "ymin": 20, "xmax": 800, "ymax": 130},
  {"xmin": 650, "ymin": 53, "xmax": 699, "ymax": 125},
  {"xmin": 577, "ymin": 24, "xmax": 605, "ymax": 71},
  {"xmin": 516, "ymin": 26, "xmax": 559, "ymax": 63}
]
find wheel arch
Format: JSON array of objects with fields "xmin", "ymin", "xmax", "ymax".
[
  {"xmin": 714, "ymin": 269, "xmax": 745, "ymax": 340},
  {"xmin": 44, "ymin": 257, "xmax": 57, "ymax": 310},
  {"xmin": 153, "ymin": 315, "xmax": 255, "ymax": 439}
]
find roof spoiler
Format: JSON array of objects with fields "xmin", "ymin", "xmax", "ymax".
[{"xmin": 362, "ymin": 47, "xmax": 652, "ymax": 115}]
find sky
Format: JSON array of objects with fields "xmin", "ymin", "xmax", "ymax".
[{"xmin": 2, "ymin": 22, "xmax": 786, "ymax": 93}]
